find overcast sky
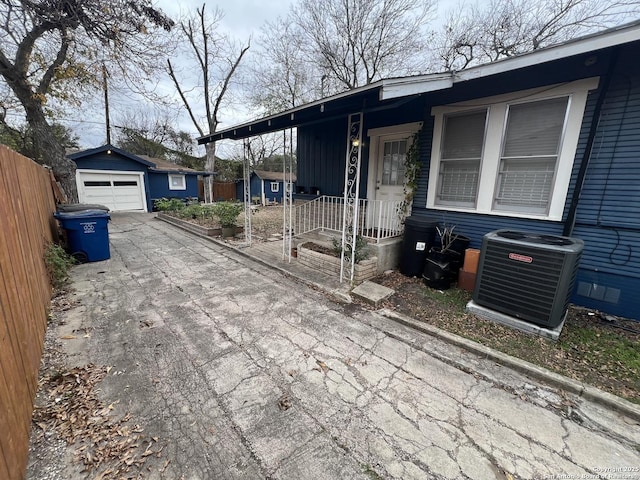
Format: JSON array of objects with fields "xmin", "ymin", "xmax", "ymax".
[
  {"xmin": 70, "ymin": 0, "xmax": 295, "ymax": 154},
  {"xmin": 158, "ymin": 0, "xmax": 294, "ymax": 41}
]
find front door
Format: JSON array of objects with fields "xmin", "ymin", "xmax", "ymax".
[
  {"xmin": 365, "ymin": 135, "xmax": 411, "ymax": 235},
  {"xmin": 376, "ymin": 137, "xmax": 408, "ymax": 204}
]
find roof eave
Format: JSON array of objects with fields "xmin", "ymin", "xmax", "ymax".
[{"xmin": 198, "ymin": 81, "xmax": 384, "ymax": 144}]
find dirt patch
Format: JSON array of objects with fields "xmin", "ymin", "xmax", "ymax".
[
  {"xmin": 161, "ymin": 204, "xmax": 285, "ymax": 242},
  {"xmin": 369, "ymin": 271, "xmax": 640, "ymax": 403},
  {"xmin": 302, "ymin": 241, "xmax": 338, "ymax": 257}
]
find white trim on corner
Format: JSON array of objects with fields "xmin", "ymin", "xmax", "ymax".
[
  {"xmin": 367, "ymin": 122, "xmax": 423, "ymax": 201},
  {"xmin": 426, "ymin": 77, "xmax": 599, "ymax": 221},
  {"xmin": 75, "ymin": 169, "xmax": 148, "ymax": 212}
]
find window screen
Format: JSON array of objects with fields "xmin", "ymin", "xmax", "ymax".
[
  {"xmin": 495, "ymin": 97, "xmax": 568, "ymax": 213},
  {"xmin": 437, "ymin": 110, "xmax": 486, "ymax": 206}
]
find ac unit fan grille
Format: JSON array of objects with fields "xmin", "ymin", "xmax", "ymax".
[{"xmin": 475, "ymin": 242, "xmax": 572, "ymax": 324}]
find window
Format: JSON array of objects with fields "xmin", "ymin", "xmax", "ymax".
[
  {"xmin": 84, "ymin": 181, "xmax": 111, "ymax": 187},
  {"xmin": 427, "ymin": 78, "xmax": 598, "ymax": 221},
  {"xmin": 168, "ymin": 174, "xmax": 186, "ymax": 190},
  {"xmin": 270, "ymin": 182, "xmax": 279, "ymax": 192},
  {"xmin": 436, "ymin": 111, "xmax": 486, "ymax": 206},
  {"xmin": 382, "ymin": 140, "xmax": 407, "ymax": 186},
  {"xmin": 494, "ymin": 97, "xmax": 568, "ymax": 214}
]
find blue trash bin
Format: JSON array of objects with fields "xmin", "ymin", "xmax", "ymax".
[{"xmin": 54, "ymin": 209, "xmax": 111, "ymax": 262}]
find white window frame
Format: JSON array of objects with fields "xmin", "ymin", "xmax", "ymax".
[
  {"xmin": 168, "ymin": 174, "xmax": 186, "ymax": 191},
  {"xmin": 270, "ymin": 181, "xmax": 280, "ymax": 192},
  {"xmin": 427, "ymin": 77, "xmax": 599, "ymax": 221}
]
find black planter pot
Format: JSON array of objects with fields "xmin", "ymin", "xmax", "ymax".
[
  {"xmin": 446, "ymin": 249, "xmax": 463, "ymax": 280},
  {"xmin": 422, "ymin": 249, "xmax": 452, "ymax": 290},
  {"xmin": 450, "ymin": 235, "xmax": 471, "ymax": 255},
  {"xmin": 445, "ymin": 235, "xmax": 471, "ymax": 281}
]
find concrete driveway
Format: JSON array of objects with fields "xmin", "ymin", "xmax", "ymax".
[{"xmin": 35, "ymin": 214, "xmax": 640, "ymax": 479}]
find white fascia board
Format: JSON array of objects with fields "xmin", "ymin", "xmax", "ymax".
[
  {"xmin": 456, "ymin": 24, "xmax": 640, "ymax": 82},
  {"xmin": 380, "ymin": 74, "xmax": 454, "ymax": 100}
]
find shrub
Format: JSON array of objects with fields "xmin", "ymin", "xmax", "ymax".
[
  {"xmin": 44, "ymin": 242, "xmax": 75, "ymax": 291},
  {"xmin": 212, "ymin": 201, "xmax": 243, "ymax": 227},
  {"xmin": 154, "ymin": 197, "xmax": 185, "ymax": 212},
  {"xmin": 180, "ymin": 204, "xmax": 204, "ymax": 219},
  {"xmin": 332, "ymin": 235, "xmax": 370, "ymax": 263}
]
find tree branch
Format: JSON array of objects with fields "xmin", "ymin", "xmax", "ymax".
[
  {"xmin": 167, "ymin": 58, "xmax": 204, "ymax": 137},
  {"xmin": 37, "ymin": 30, "xmax": 70, "ymax": 95},
  {"xmin": 210, "ymin": 40, "xmax": 250, "ymax": 133}
]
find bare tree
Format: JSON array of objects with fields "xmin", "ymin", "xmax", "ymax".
[
  {"xmin": 167, "ymin": 4, "xmax": 249, "ymax": 203},
  {"xmin": 0, "ymin": 0, "xmax": 173, "ymax": 201},
  {"xmin": 251, "ymin": 17, "xmax": 316, "ymax": 114},
  {"xmin": 433, "ymin": 0, "xmax": 640, "ymax": 71},
  {"xmin": 292, "ymin": 0, "xmax": 435, "ymax": 91},
  {"xmin": 227, "ymin": 134, "xmax": 286, "ymax": 169}
]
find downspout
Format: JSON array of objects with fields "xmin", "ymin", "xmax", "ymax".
[{"xmin": 563, "ymin": 49, "xmax": 619, "ymax": 236}]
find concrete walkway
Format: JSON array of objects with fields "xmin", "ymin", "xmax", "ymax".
[{"xmin": 39, "ymin": 214, "xmax": 640, "ymax": 479}]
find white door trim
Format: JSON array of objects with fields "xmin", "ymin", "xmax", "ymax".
[{"xmin": 366, "ymin": 122, "xmax": 422, "ymax": 201}]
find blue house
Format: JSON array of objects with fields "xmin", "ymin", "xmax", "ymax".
[
  {"xmin": 200, "ymin": 22, "xmax": 640, "ymax": 321},
  {"xmin": 237, "ymin": 170, "xmax": 297, "ymax": 205},
  {"xmin": 68, "ymin": 145, "xmax": 204, "ymax": 212}
]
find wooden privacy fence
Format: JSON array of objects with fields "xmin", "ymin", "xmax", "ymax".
[
  {"xmin": 0, "ymin": 145, "xmax": 57, "ymax": 480},
  {"xmin": 199, "ymin": 179, "xmax": 237, "ymax": 201},
  {"xmin": 213, "ymin": 181, "xmax": 237, "ymax": 201}
]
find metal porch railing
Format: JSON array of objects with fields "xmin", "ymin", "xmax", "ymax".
[{"xmin": 293, "ymin": 195, "xmax": 405, "ymax": 243}]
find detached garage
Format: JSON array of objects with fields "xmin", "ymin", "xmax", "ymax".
[
  {"xmin": 68, "ymin": 145, "xmax": 204, "ymax": 212},
  {"xmin": 77, "ymin": 170, "xmax": 146, "ymax": 211}
]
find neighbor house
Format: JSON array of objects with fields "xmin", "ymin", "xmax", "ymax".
[
  {"xmin": 237, "ymin": 170, "xmax": 297, "ymax": 205},
  {"xmin": 69, "ymin": 145, "xmax": 204, "ymax": 212},
  {"xmin": 199, "ymin": 22, "xmax": 640, "ymax": 321}
]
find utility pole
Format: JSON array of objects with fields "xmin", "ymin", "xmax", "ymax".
[{"xmin": 102, "ymin": 63, "xmax": 111, "ymax": 144}]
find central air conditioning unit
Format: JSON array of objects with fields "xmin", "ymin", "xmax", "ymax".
[{"xmin": 473, "ymin": 230, "xmax": 584, "ymax": 328}]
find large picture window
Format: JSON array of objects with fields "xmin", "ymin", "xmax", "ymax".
[{"xmin": 427, "ymin": 78, "xmax": 598, "ymax": 221}]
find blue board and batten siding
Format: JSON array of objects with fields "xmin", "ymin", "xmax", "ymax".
[
  {"xmin": 147, "ymin": 172, "xmax": 199, "ymax": 204},
  {"xmin": 409, "ymin": 44, "xmax": 640, "ymax": 320},
  {"xmin": 297, "ymin": 103, "xmax": 426, "ymax": 198}
]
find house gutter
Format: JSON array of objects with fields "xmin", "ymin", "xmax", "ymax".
[{"xmin": 563, "ymin": 49, "xmax": 619, "ymax": 237}]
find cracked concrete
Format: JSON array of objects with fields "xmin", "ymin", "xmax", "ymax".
[{"xmin": 31, "ymin": 213, "xmax": 640, "ymax": 480}]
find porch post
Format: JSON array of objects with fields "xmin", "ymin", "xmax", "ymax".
[
  {"xmin": 340, "ymin": 112, "xmax": 363, "ymax": 283},
  {"xmin": 282, "ymin": 129, "xmax": 294, "ymax": 262},
  {"xmin": 242, "ymin": 138, "xmax": 252, "ymax": 245}
]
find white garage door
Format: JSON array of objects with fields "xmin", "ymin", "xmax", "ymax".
[{"xmin": 77, "ymin": 171, "xmax": 146, "ymax": 211}]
